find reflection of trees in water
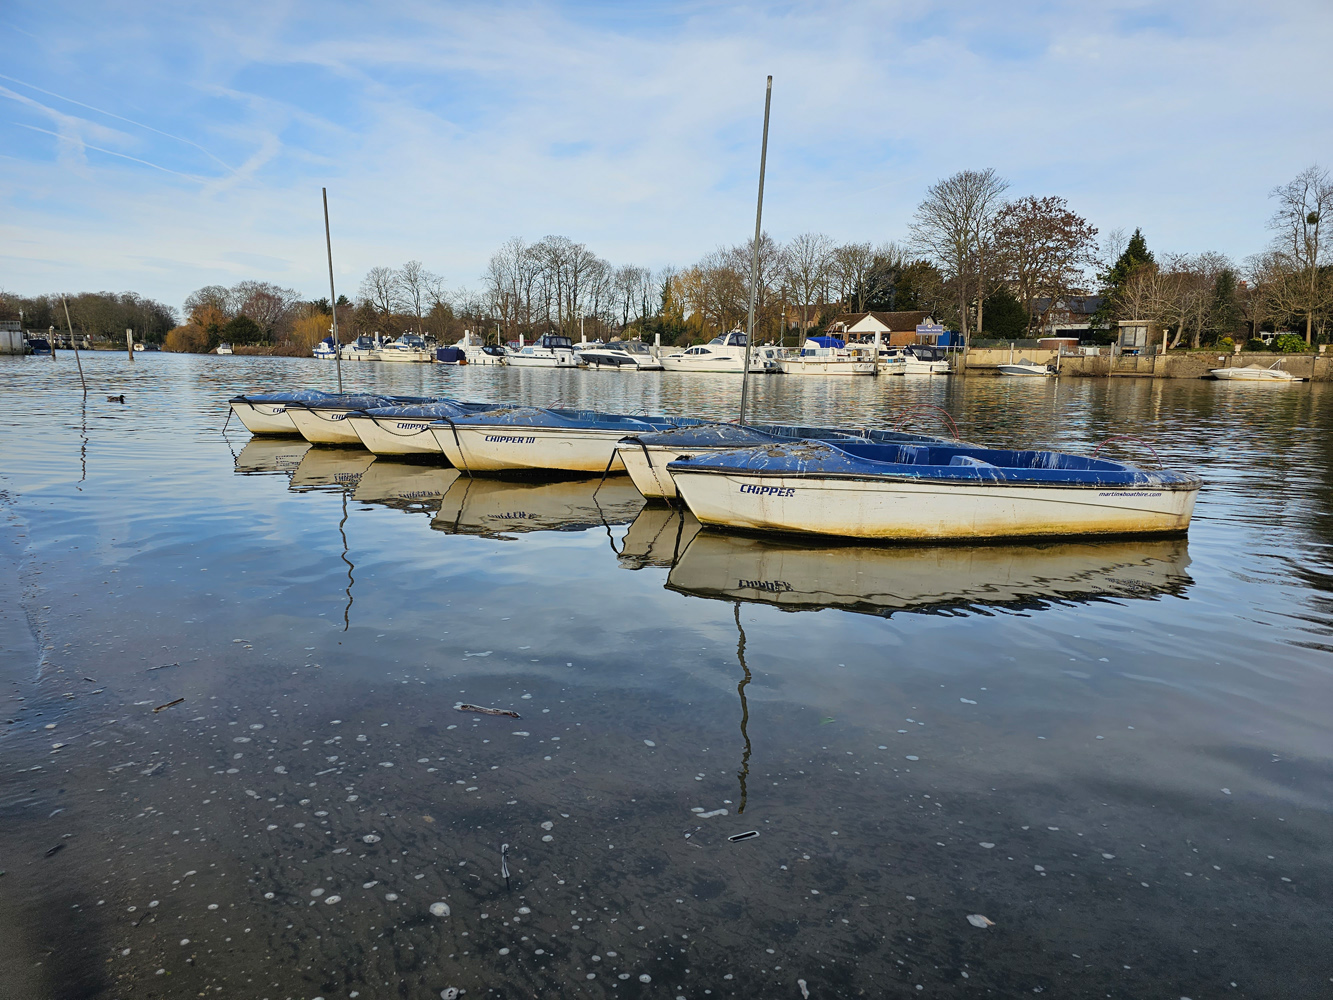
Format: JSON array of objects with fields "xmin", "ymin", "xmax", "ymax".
[{"xmin": 733, "ymin": 602, "xmax": 752, "ymax": 814}]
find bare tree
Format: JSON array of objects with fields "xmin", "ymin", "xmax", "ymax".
[
  {"xmin": 395, "ymin": 260, "xmax": 444, "ymax": 336},
  {"xmin": 1267, "ymin": 164, "xmax": 1333, "ymax": 344},
  {"xmin": 359, "ymin": 267, "xmax": 400, "ymax": 325},
  {"xmin": 993, "ymin": 196, "xmax": 1099, "ymax": 333},
  {"xmin": 782, "ymin": 232, "xmax": 836, "ymax": 339},
  {"xmin": 831, "ymin": 242, "xmax": 876, "ymax": 312},
  {"xmin": 234, "ymin": 280, "xmax": 301, "ymax": 338},
  {"xmin": 909, "ymin": 168, "xmax": 1008, "ymax": 339}
]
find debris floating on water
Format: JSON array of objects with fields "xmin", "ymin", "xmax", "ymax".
[
  {"xmin": 798, "ymin": 979, "xmax": 810, "ymax": 999},
  {"xmin": 430, "ymin": 902, "xmax": 451, "ymax": 917},
  {"xmin": 729, "ymin": 830, "xmax": 760, "ymax": 842},
  {"xmin": 456, "ymin": 703, "xmax": 520, "ymax": 719},
  {"xmin": 44, "ymin": 844, "xmax": 66, "ymax": 858},
  {"xmin": 146, "ymin": 662, "xmax": 179, "ymax": 672},
  {"xmin": 966, "ymin": 914, "xmax": 995, "ymax": 928},
  {"xmin": 153, "ymin": 698, "xmax": 185, "ymax": 713}
]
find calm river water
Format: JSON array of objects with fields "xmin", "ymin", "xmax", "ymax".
[{"xmin": 1, "ymin": 353, "xmax": 1330, "ymax": 999}]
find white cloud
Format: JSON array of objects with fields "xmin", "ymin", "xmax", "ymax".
[{"xmin": 2, "ymin": 0, "xmax": 1331, "ymax": 308}]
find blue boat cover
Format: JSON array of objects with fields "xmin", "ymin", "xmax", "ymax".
[
  {"xmin": 436, "ymin": 406, "xmax": 703, "ymax": 432},
  {"xmin": 230, "ymin": 389, "xmax": 337, "ymax": 404},
  {"xmin": 667, "ymin": 440, "xmax": 1201, "ymax": 489},
  {"xmin": 358, "ymin": 400, "xmax": 500, "ymax": 419},
  {"xmin": 292, "ymin": 394, "xmax": 435, "ymax": 410},
  {"xmin": 620, "ymin": 422, "xmax": 944, "ymax": 449},
  {"xmin": 805, "ymin": 336, "xmax": 846, "ymax": 349}
]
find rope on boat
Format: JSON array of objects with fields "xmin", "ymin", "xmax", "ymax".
[
  {"xmin": 592, "ymin": 449, "xmax": 619, "ymax": 497},
  {"xmin": 441, "ymin": 416, "xmax": 472, "ymax": 478},
  {"xmin": 892, "ymin": 403, "xmax": 960, "ymax": 440},
  {"xmin": 1091, "ymin": 434, "xmax": 1165, "ymax": 469}
]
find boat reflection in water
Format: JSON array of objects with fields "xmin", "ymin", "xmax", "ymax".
[
  {"xmin": 666, "ymin": 532, "xmax": 1192, "ymax": 617},
  {"xmin": 234, "ymin": 438, "xmax": 312, "ymax": 475},
  {"xmin": 618, "ymin": 506, "xmax": 701, "ymax": 570},
  {"xmin": 288, "ymin": 448, "xmax": 377, "ymax": 492},
  {"xmin": 352, "ymin": 462, "xmax": 461, "ymax": 512},
  {"xmin": 431, "ymin": 476, "xmax": 644, "ymax": 539}
]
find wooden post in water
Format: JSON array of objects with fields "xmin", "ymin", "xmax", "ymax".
[
  {"xmin": 126, "ymin": 328, "xmax": 134, "ymax": 362},
  {"xmin": 323, "ymin": 187, "xmax": 343, "ymax": 394},
  {"xmin": 738, "ymin": 75, "xmax": 773, "ymax": 428},
  {"xmin": 61, "ymin": 296, "xmax": 87, "ymax": 393}
]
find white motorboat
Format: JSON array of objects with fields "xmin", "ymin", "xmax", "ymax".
[
  {"xmin": 997, "ymin": 360, "xmax": 1054, "ymax": 376},
  {"xmin": 661, "ymin": 331, "xmax": 769, "ymax": 373},
  {"xmin": 616, "ymin": 423, "xmax": 946, "ymax": 501},
  {"xmin": 428, "ymin": 407, "xmax": 699, "ymax": 474},
  {"xmin": 312, "ymin": 336, "xmax": 336, "ymax": 359},
  {"xmin": 777, "ymin": 337, "xmax": 876, "ymax": 376},
  {"xmin": 339, "ymin": 335, "xmax": 382, "ymax": 360},
  {"xmin": 880, "ymin": 345, "xmax": 951, "ymax": 375},
  {"xmin": 505, "ymin": 334, "xmax": 583, "ymax": 368},
  {"xmin": 669, "ymin": 439, "xmax": 1201, "ymax": 541},
  {"xmin": 374, "ymin": 333, "xmax": 434, "ymax": 363},
  {"xmin": 228, "ymin": 389, "xmax": 338, "ymax": 435},
  {"xmin": 215, "ymin": 342, "xmax": 234, "ymax": 356},
  {"xmin": 285, "ymin": 394, "xmax": 435, "ymax": 445},
  {"xmin": 577, "ymin": 340, "xmax": 664, "ymax": 371},
  {"xmin": 455, "ymin": 330, "xmax": 507, "ymax": 366},
  {"xmin": 345, "ymin": 400, "xmax": 499, "ymax": 457},
  {"xmin": 1211, "ymin": 361, "xmax": 1301, "ymax": 382}
]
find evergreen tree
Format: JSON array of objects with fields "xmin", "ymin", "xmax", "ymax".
[{"xmin": 1091, "ymin": 228, "xmax": 1154, "ymax": 331}]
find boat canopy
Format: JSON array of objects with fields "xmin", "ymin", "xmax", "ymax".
[
  {"xmin": 805, "ymin": 336, "xmax": 845, "ymax": 350},
  {"xmin": 667, "ymin": 440, "xmax": 1201, "ymax": 490}
]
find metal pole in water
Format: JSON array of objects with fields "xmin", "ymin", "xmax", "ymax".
[
  {"xmin": 323, "ymin": 187, "xmax": 343, "ymax": 394},
  {"xmin": 738, "ymin": 75, "xmax": 772, "ymax": 428},
  {"xmin": 61, "ymin": 296, "xmax": 87, "ymax": 393}
]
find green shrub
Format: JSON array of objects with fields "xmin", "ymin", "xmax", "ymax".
[
  {"xmin": 1243, "ymin": 338, "xmax": 1268, "ymax": 351},
  {"xmin": 1216, "ymin": 336, "xmax": 1234, "ymax": 351},
  {"xmin": 1271, "ymin": 333, "xmax": 1308, "ymax": 353}
]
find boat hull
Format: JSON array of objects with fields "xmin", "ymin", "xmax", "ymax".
[
  {"xmin": 374, "ymin": 349, "xmax": 434, "ymax": 363},
  {"xmin": 430, "ymin": 423, "xmax": 631, "ymax": 474},
  {"xmin": 347, "ymin": 415, "xmax": 446, "ymax": 457},
  {"xmin": 660, "ymin": 351, "xmax": 767, "ymax": 373},
  {"xmin": 1210, "ymin": 367, "xmax": 1298, "ymax": 382},
  {"xmin": 504, "ymin": 354, "xmax": 582, "ymax": 368},
  {"xmin": 619, "ymin": 443, "xmax": 690, "ymax": 500},
  {"xmin": 287, "ymin": 407, "xmax": 369, "ymax": 445},
  {"xmin": 777, "ymin": 359, "xmax": 876, "ymax": 375},
  {"xmin": 996, "ymin": 364, "xmax": 1052, "ymax": 376},
  {"xmin": 230, "ymin": 400, "xmax": 300, "ymax": 435},
  {"xmin": 672, "ymin": 471, "xmax": 1198, "ymax": 541}
]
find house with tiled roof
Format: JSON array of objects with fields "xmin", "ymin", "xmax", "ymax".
[{"xmin": 826, "ymin": 311, "xmax": 937, "ymax": 346}]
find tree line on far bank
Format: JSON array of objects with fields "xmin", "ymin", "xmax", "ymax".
[{"xmin": 3, "ymin": 164, "xmax": 1329, "ymax": 353}]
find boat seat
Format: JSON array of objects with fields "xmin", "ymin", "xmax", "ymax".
[{"xmin": 949, "ymin": 455, "xmax": 997, "ymax": 468}]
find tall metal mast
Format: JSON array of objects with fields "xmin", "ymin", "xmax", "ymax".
[
  {"xmin": 323, "ymin": 187, "xmax": 343, "ymax": 394},
  {"xmin": 738, "ymin": 75, "xmax": 773, "ymax": 427}
]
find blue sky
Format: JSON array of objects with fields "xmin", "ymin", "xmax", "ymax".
[{"xmin": 2, "ymin": 0, "xmax": 1331, "ymax": 312}]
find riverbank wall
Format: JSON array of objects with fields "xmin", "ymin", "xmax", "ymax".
[{"xmin": 960, "ymin": 349, "xmax": 1330, "ymax": 380}]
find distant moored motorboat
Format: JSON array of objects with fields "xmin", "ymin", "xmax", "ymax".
[{"xmin": 1210, "ymin": 361, "xmax": 1301, "ymax": 382}]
